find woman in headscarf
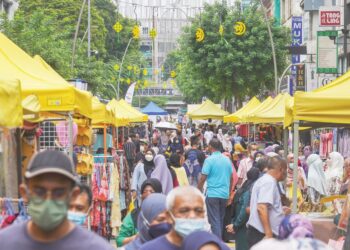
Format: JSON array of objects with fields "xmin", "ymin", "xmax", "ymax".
[
  {"xmin": 170, "ymin": 153, "xmax": 188, "ymax": 186},
  {"xmin": 182, "ymin": 231, "xmax": 230, "ymax": 250},
  {"xmin": 123, "ymin": 193, "xmax": 172, "ymax": 250},
  {"xmin": 131, "ymin": 149, "xmax": 156, "ymax": 205},
  {"xmin": 306, "ymin": 154, "xmax": 328, "ymax": 211},
  {"xmin": 116, "ymin": 179, "xmax": 162, "ymax": 247},
  {"xmin": 251, "ymin": 238, "xmax": 332, "ymax": 250},
  {"xmin": 300, "ymin": 146, "xmax": 312, "ymax": 176},
  {"xmin": 226, "ymin": 167, "xmax": 260, "ymax": 250},
  {"xmin": 278, "ymin": 214, "xmax": 314, "ymax": 240},
  {"xmin": 252, "ymin": 151, "xmax": 265, "ymax": 168},
  {"xmin": 325, "ymin": 152, "xmax": 344, "ymax": 195},
  {"xmin": 151, "ymin": 154, "xmax": 173, "ymax": 194}
]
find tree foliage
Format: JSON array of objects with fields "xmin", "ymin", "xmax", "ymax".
[
  {"xmin": 0, "ymin": 0, "xmax": 146, "ymax": 99},
  {"xmin": 165, "ymin": 2, "xmax": 290, "ymax": 104}
]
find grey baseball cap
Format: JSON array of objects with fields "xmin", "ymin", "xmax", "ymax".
[{"xmin": 25, "ymin": 150, "xmax": 76, "ymax": 182}]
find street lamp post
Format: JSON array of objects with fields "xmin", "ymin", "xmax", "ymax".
[
  {"xmin": 117, "ymin": 37, "xmax": 133, "ymax": 100},
  {"xmin": 259, "ymin": 0, "xmax": 278, "ymax": 94}
]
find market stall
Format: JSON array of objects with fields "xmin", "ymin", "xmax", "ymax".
[
  {"xmin": 187, "ymin": 99, "xmax": 229, "ymax": 120},
  {"xmin": 223, "ymin": 96, "xmax": 261, "ymax": 123}
]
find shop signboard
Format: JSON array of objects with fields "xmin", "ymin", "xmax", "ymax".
[
  {"xmin": 291, "ymin": 16, "xmax": 303, "ymax": 95},
  {"xmin": 296, "ymin": 64, "xmax": 306, "ymax": 91},
  {"xmin": 319, "ymin": 6, "xmax": 343, "ymax": 27},
  {"xmin": 317, "ymin": 30, "xmax": 338, "ymax": 74}
]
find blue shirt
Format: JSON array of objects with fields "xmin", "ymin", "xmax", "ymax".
[
  {"xmin": 139, "ymin": 235, "xmax": 180, "ymax": 250},
  {"xmin": 202, "ymin": 151, "xmax": 233, "ymax": 199}
]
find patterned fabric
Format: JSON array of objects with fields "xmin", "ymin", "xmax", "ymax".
[{"xmin": 278, "ymin": 214, "xmax": 314, "ymax": 240}]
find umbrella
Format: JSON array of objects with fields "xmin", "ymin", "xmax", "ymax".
[{"xmin": 155, "ymin": 122, "xmax": 177, "ymax": 130}]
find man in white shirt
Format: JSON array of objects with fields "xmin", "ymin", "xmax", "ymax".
[
  {"xmin": 237, "ymin": 143, "xmax": 258, "ymax": 187},
  {"xmin": 204, "ymin": 127, "xmax": 214, "ymax": 146}
]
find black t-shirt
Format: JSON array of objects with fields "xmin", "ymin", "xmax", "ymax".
[{"xmin": 0, "ymin": 221, "xmax": 114, "ymax": 250}]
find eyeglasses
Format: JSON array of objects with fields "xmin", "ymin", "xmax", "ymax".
[{"xmin": 29, "ymin": 187, "xmax": 69, "ymax": 200}]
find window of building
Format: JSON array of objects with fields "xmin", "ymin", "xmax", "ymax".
[{"xmin": 142, "ymin": 27, "xmax": 149, "ymax": 35}]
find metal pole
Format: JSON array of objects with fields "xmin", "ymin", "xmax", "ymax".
[
  {"xmin": 343, "ymin": 0, "xmax": 348, "ymax": 74},
  {"xmin": 259, "ymin": 0, "xmax": 278, "ymax": 94},
  {"xmin": 71, "ymin": 0, "xmax": 86, "ymax": 70},
  {"xmin": 68, "ymin": 113, "xmax": 74, "ymax": 160},
  {"xmin": 283, "ymin": 128, "xmax": 288, "ymax": 159},
  {"xmin": 292, "ymin": 120, "xmax": 299, "ymax": 213},
  {"xmin": 87, "ymin": 0, "xmax": 91, "ymax": 59},
  {"xmin": 107, "ymin": 83, "xmax": 118, "ymax": 98},
  {"xmin": 117, "ymin": 38, "xmax": 133, "ymax": 100}
]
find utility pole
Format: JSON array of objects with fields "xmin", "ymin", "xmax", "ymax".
[
  {"xmin": 343, "ymin": 0, "xmax": 348, "ymax": 74},
  {"xmin": 152, "ymin": 6, "xmax": 156, "ymax": 83},
  {"xmin": 87, "ymin": 0, "xmax": 91, "ymax": 60}
]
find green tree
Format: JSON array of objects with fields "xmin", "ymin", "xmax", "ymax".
[{"xmin": 167, "ymin": 2, "xmax": 290, "ymax": 105}]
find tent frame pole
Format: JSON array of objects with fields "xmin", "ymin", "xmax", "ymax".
[
  {"xmin": 68, "ymin": 113, "xmax": 73, "ymax": 160},
  {"xmin": 292, "ymin": 120, "xmax": 299, "ymax": 213},
  {"xmin": 283, "ymin": 128, "xmax": 288, "ymax": 159}
]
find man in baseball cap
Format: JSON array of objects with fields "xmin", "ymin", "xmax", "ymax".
[{"xmin": 0, "ymin": 150, "xmax": 114, "ymax": 250}]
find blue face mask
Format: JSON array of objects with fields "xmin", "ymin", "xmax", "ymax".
[
  {"xmin": 149, "ymin": 222, "xmax": 172, "ymax": 238},
  {"xmin": 67, "ymin": 211, "xmax": 87, "ymax": 226},
  {"xmin": 170, "ymin": 213, "xmax": 207, "ymax": 237}
]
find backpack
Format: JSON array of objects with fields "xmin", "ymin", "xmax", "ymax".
[{"xmin": 183, "ymin": 149, "xmax": 202, "ymax": 186}]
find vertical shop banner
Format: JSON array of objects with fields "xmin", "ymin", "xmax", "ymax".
[
  {"xmin": 125, "ymin": 82, "xmax": 136, "ymax": 104},
  {"xmin": 291, "ymin": 16, "xmax": 303, "ymax": 95},
  {"xmin": 317, "ymin": 31, "xmax": 338, "ymax": 74},
  {"xmin": 296, "ymin": 64, "xmax": 306, "ymax": 91}
]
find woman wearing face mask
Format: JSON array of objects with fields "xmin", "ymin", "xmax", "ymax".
[
  {"xmin": 123, "ymin": 193, "xmax": 172, "ymax": 250},
  {"xmin": 151, "ymin": 154, "xmax": 174, "ymax": 194},
  {"xmin": 252, "ymin": 151, "xmax": 265, "ymax": 168},
  {"xmin": 117, "ymin": 179, "xmax": 162, "ymax": 247},
  {"xmin": 325, "ymin": 152, "xmax": 344, "ymax": 195},
  {"xmin": 226, "ymin": 168, "xmax": 260, "ymax": 250},
  {"xmin": 182, "ymin": 231, "xmax": 230, "ymax": 250},
  {"xmin": 131, "ymin": 150, "xmax": 156, "ymax": 205}
]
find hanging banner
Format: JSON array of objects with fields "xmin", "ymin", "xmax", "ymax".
[
  {"xmin": 125, "ymin": 82, "xmax": 137, "ymax": 104},
  {"xmin": 296, "ymin": 64, "xmax": 306, "ymax": 91},
  {"xmin": 291, "ymin": 16, "xmax": 303, "ymax": 95}
]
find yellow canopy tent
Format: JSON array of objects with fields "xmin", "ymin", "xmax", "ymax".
[
  {"xmin": 187, "ymin": 99, "xmax": 229, "ymax": 120},
  {"xmin": 91, "ymin": 97, "xmax": 114, "ymax": 126},
  {"xmin": 294, "ymin": 70, "xmax": 350, "ymax": 124},
  {"xmin": 0, "ymin": 78, "xmax": 23, "ymax": 127},
  {"xmin": 22, "ymin": 95, "xmax": 42, "ymax": 123},
  {"xmin": 241, "ymin": 96, "xmax": 274, "ymax": 123},
  {"xmin": 224, "ymin": 97, "xmax": 261, "ymax": 123},
  {"xmin": 117, "ymin": 99, "xmax": 148, "ymax": 123},
  {"xmin": 107, "ymin": 99, "xmax": 133, "ymax": 127},
  {"xmin": 0, "ymin": 32, "xmax": 92, "ymax": 118},
  {"xmin": 249, "ymin": 93, "xmax": 293, "ymax": 124}
]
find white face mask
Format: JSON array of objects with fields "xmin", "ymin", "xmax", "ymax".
[{"xmin": 145, "ymin": 154, "xmax": 154, "ymax": 162}]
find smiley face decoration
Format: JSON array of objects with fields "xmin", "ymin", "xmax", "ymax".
[{"xmin": 234, "ymin": 21, "xmax": 246, "ymax": 36}]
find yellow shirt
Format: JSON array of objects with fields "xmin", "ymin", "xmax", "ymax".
[{"xmin": 171, "ymin": 166, "xmax": 189, "ymax": 186}]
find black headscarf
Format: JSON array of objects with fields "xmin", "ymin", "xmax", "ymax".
[
  {"xmin": 140, "ymin": 178, "xmax": 163, "ymax": 194},
  {"xmin": 143, "ymin": 149, "xmax": 155, "ymax": 176},
  {"xmin": 169, "ymin": 153, "xmax": 180, "ymax": 168},
  {"xmin": 233, "ymin": 167, "xmax": 260, "ymax": 204}
]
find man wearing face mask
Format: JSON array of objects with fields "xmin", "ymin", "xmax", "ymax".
[
  {"xmin": 0, "ymin": 150, "xmax": 114, "ymax": 250},
  {"xmin": 237, "ymin": 143, "xmax": 258, "ymax": 188},
  {"xmin": 139, "ymin": 186, "xmax": 208, "ymax": 250},
  {"xmin": 68, "ymin": 183, "xmax": 92, "ymax": 226}
]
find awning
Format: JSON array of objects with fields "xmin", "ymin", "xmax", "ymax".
[
  {"xmin": 187, "ymin": 99, "xmax": 229, "ymax": 120},
  {"xmin": 294, "ymin": 70, "xmax": 350, "ymax": 124},
  {"xmin": 242, "ymin": 96, "xmax": 274, "ymax": 123},
  {"xmin": 141, "ymin": 101, "xmax": 168, "ymax": 116},
  {"xmin": 224, "ymin": 97, "xmax": 261, "ymax": 123},
  {"xmin": 91, "ymin": 97, "xmax": 114, "ymax": 126},
  {"xmin": 249, "ymin": 93, "xmax": 292, "ymax": 124},
  {"xmin": 0, "ymin": 78, "xmax": 23, "ymax": 127},
  {"xmin": 0, "ymin": 32, "xmax": 92, "ymax": 118},
  {"xmin": 117, "ymin": 99, "xmax": 148, "ymax": 123}
]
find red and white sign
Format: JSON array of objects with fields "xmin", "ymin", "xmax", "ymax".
[{"xmin": 319, "ymin": 6, "xmax": 343, "ymax": 27}]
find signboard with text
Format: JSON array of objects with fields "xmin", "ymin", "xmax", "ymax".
[
  {"xmin": 296, "ymin": 64, "xmax": 306, "ymax": 91},
  {"xmin": 291, "ymin": 16, "xmax": 303, "ymax": 95},
  {"xmin": 317, "ymin": 30, "xmax": 338, "ymax": 74},
  {"xmin": 319, "ymin": 6, "xmax": 343, "ymax": 27}
]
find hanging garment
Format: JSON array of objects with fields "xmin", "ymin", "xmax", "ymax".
[{"xmin": 55, "ymin": 121, "xmax": 78, "ymax": 147}]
